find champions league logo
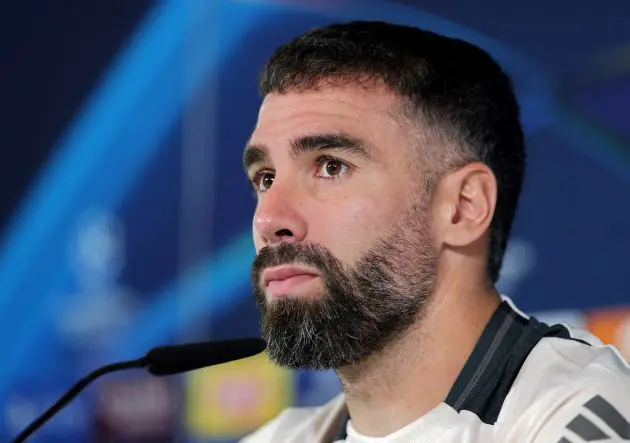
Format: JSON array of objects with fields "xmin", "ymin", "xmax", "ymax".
[{"xmin": 55, "ymin": 209, "xmax": 136, "ymax": 349}]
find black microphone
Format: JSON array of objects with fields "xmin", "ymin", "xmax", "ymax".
[{"xmin": 12, "ymin": 337, "xmax": 266, "ymax": 443}]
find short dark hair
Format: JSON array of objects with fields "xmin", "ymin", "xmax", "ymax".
[{"xmin": 259, "ymin": 21, "xmax": 525, "ymax": 283}]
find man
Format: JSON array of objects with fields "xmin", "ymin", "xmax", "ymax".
[{"xmin": 241, "ymin": 21, "xmax": 630, "ymax": 442}]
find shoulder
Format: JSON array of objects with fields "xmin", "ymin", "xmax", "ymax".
[
  {"xmin": 498, "ymin": 324, "xmax": 630, "ymax": 442},
  {"xmin": 524, "ymin": 322, "xmax": 628, "ymax": 382},
  {"xmin": 518, "ymin": 323, "xmax": 629, "ymax": 395},
  {"xmin": 239, "ymin": 394, "xmax": 346, "ymax": 443},
  {"xmin": 532, "ymin": 376, "xmax": 630, "ymax": 442}
]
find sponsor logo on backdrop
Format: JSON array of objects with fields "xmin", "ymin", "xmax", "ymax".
[
  {"xmin": 185, "ymin": 353, "xmax": 294, "ymax": 439},
  {"xmin": 94, "ymin": 375, "xmax": 177, "ymax": 442}
]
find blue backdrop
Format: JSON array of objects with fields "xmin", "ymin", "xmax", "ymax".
[{"xmin": 0, "ymin": 0, "xmax": 628, "ymax": 441}]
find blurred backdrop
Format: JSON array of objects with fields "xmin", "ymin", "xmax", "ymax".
[{"xmin": 0, "ymin": 0, "xmax": 629, "ymax": 441}]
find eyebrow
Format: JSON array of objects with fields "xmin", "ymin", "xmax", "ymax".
[{"xmin": 242, "ymin": 132, "xmax": 373, "ymax": 173}]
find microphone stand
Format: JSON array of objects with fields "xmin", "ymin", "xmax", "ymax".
[
  {"xmin": 12, "ymin": 357, "xmax": 147, "ymax": 443},
  {"xmin": 11, "ymin": 337, "xmax": 265, "ymax": 442}
]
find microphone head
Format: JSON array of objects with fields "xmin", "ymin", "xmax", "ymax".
[{"xmin": 144, "ymin": 337, "xmax": 266, "ymax": 376}]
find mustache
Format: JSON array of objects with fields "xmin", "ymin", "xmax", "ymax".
[{"xmin": 251, "ymin": 242, "xmax": 340, "ymax": 283}]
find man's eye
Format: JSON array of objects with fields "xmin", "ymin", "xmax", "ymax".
[
  {"xmin": 317, "ymin": 158, "xmax": 350, "ymax": 179},
  {"xmin": 253, "ymin": 172, "xmax": 274, "ymax": 192}
]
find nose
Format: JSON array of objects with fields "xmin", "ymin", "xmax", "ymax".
[{"xmin": 253, "ymin": 184, "xmax": 307, "ymax": 246}]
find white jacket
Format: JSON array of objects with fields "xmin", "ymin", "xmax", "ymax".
[{"xmin": 241, "ymin": 298, "xmax": 630, "ymax": 442}]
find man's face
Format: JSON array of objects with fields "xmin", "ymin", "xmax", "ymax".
[{"xmin": 245, "ymin": 84, "xmax": 437, "ymax": 369}]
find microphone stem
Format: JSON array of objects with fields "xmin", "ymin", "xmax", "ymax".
[{"xmin": 12, "ymin": 358, "xmax": 147, "ymax": 443}]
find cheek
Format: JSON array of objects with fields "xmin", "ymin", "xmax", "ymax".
[
  {"xmin": 347, "ymin": 198, "xmax": 383, "ymax": 232},
  {"xmin": 311, "ymin": 195, "xmax": 402, "ymax": 263}
]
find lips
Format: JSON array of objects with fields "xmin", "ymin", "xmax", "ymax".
[{"xmin": 262, "ymin": 265, "xmax": 321, "ymax": 297}]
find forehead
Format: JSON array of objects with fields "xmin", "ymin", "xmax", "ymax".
[{"xmin": 252, "ymin": 85, "xmax": 406, "ymax": 143}]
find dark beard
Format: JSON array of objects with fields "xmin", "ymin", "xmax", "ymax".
[{"xmin": 251, "ymin": 201, "xmax": 436, "ymax": 370}]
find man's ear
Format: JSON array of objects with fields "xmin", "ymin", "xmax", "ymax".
[{"xmin": 432, "ymin": 162, "xmax": 497, "ymax": 248}]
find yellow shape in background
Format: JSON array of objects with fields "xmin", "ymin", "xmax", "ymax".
[{"xmin": 185, "ymin": 352, "xmax": 294, "ymax": 438}]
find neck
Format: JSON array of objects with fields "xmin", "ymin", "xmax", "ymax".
[{"xmin": 336, "ymin": 277, "xmax": 501, "ymax": 437}]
